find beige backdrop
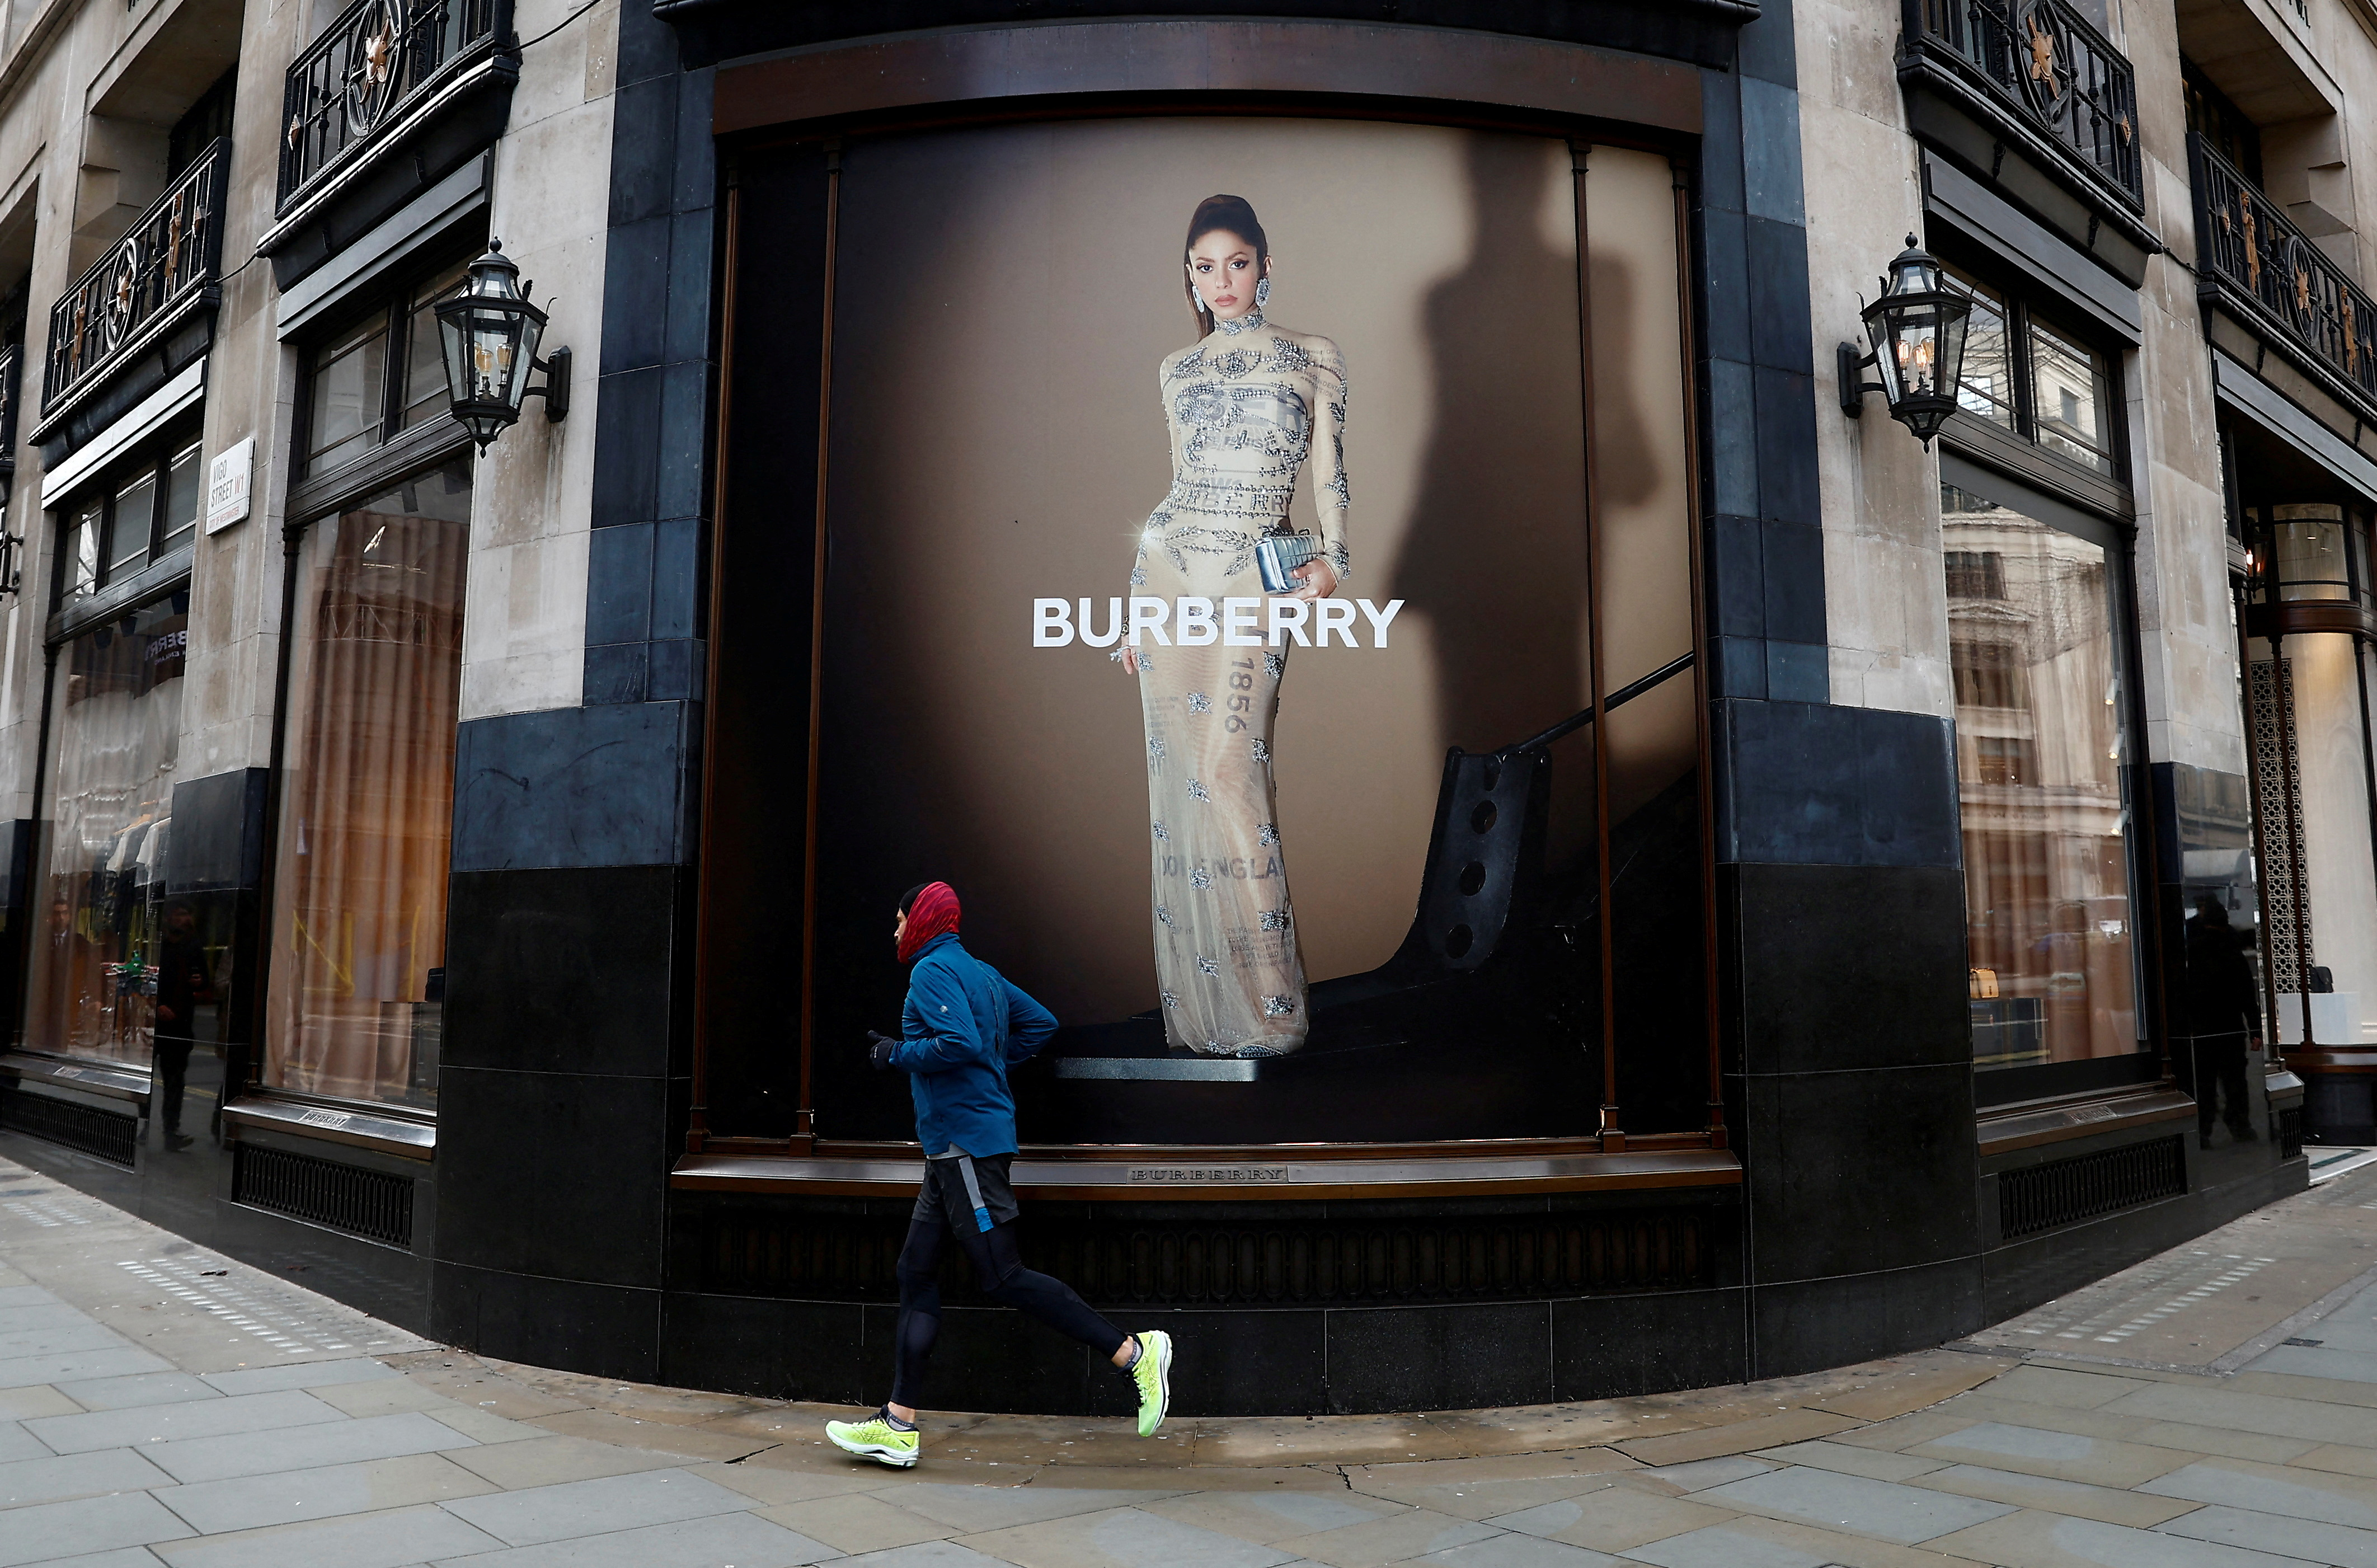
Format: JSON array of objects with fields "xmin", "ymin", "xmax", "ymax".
[{"xmin": 818, "ymin": 118, "xmax": 1693, "ymax": 1026}]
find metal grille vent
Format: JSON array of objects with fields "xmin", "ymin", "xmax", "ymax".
[
  {"xmin": 2277, "ymin": 1106, "xmax": 2305, "ymax": 1160},
  {"xmin": 692, "ymin": 1206, "xmax": 1713, "ymax": 1307},
  {"xmin": 0, "ymin": 1087, "xmax": 137, "ymax": 1168},
  {"xmin": 1999, "ymin": 1135, "xmax": 2186, "ymax": 1241},
  {"xmin": 232, "ymin": 1143, "xmax": 414, "ymax": 1247}
]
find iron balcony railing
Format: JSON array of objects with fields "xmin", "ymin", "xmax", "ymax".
[
  {"xmin": 279, "ymin": 0, "xmax": 506, "ymax": 214},
  {"xmin": 42, "ymin": 141, "xmax": 228, "ymax": 415},
  {"xmin": 1907, "ymin": 0, "xmax": 2143, "ymax": 206},
  {"xmin": 2192, "ymin": 133, "xmax": 2377, "ymax": 418}
]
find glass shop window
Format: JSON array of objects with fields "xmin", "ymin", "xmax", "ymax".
[
  {"xmin": 58, "ymin": 501, "xmax": 100, "ymax": 605},
  {"xmin": 262, "ymin": 459, "xmax": 472, "ymax": 1111},
  {"xmin": 2030, "ymin": 319, "xmax": 2116, "ymax": 473},
  {"xmin": 306, "ymin": 313, "xmax": 387, "ymax": 472},
  {"xmin": 1955, "ymin": 278, "xmax": 2019, "ymax": 434},
  {"xmin": 52, "ymin": 432, "xmax": 204, "ymax": 608},
  {"xmin": 302, "ymin": 257, "xmax": 473, "ymax": 478},
  {"xmin": 1944, "ymin": 262, "xmax": 2121, "ymax": 478},
  {"xmin": 2252, "ymin": 504, "xmax": 2369, "ymax": 605},
  {"xmin": 21, "ymin": 598, "xmax": 194, "ymax": 1068},
  {"xmin": 1944, "ymin": 482, "xmax": 2142, "ymax": 1077}
]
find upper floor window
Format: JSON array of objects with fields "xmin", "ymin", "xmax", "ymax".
[
  {"xmin": 55, "ymin": 429, "xmax": 203, "ymax": 608},
  {"xmin": 2184, "ymin": 59, "xmax": 2262, "ymax": 186},
  {"xmin": 168, "ymin": 68, "xmax": 237, "ymax": 180},
  {"xmin": 1947, "ymin": 262, "xmax": 2121, "ymax": 478},
  {"xmin": 1946, "ymin": 551, "xmax": 2007, "ymax": 599},
  {"xmin": 300, "ymin": 256, "xmax": 470, "ymax": 477}
]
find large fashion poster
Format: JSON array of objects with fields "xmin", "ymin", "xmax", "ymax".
[{"xmin": 807, "ymin": 118, "xmax": 1699, "ymax": 1143}]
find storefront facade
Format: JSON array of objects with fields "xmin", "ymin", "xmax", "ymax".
[{"xmin": 0, "ymin": 0, "xmax": 2330, "ymax": 1415}]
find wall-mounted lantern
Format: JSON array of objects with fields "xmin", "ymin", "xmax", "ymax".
[
  {"xmin": 434, "ymin": 240, "xmax": 570, "ymax": 451},
  {"xmin": 1837, "ymin": 234, "xmax": 1972, "ymax": 448}
]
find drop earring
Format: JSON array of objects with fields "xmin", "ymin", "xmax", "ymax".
[{"xmin": 1254, "ymin": 276, "xmax": 1271, "ymax": 309}]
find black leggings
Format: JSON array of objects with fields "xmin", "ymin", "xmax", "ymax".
[{"xmin": 889, "ymin": 1213, "xmax": 1126, "ymax": 1410}]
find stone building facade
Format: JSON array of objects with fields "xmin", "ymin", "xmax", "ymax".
[{"xmin": 0, "ymin": 0, "xmax": 2344, "ymax": 1414}]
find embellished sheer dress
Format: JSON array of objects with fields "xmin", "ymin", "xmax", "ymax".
[{"xmin": 1130, "ymin": 313, "xmax": 1349, "ymax": 1057}]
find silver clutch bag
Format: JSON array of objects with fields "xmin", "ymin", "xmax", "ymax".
[{"xmin": 1256, "ymin": 533, "xmax": 1325, "ymax": 594}]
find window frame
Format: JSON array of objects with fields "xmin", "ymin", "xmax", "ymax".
[
  {"xmin": 1941, "ymin": 458, "xmax": 2160, "ymax": 1109},
  {"xmin": 294, "ymin": 251, "xmax": 473, "ymax": 487},
  {"xmin": 249, "ymin": 455, "xmax": 475, "ymax": 1126},
  {"xmin": 18, "ymin": 590, "xmax": 196, "ymax": 1072},
  {"xmin": 49, "ymin": 421, "xmax": 204, "ymax": 616},
  {"xmin": 1939, "ymin": 248, "xmax": 2129, "ymax": 489}
]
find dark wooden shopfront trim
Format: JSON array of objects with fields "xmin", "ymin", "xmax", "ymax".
[
  {"xmin": 712, "ymin": 19, "xmax": 1706, "ymax": 139},
  {"xmin": 2245, "ymin": 599, "xmax": 2377, "ymax": 641},
  {"xmin": 696, "ymin": 15, "xmax": 1728, "ymax": 1189},
  {"xmin": 1976, "ymin": 1084, "xmax": 2195, "ymax": 1157}
]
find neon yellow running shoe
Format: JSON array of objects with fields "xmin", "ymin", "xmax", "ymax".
[
  {"xmin": 1128, "ymin": 1330, "xmax": 1173, "ymax": 1436},
  {"xmin": 826, "ymin": 1410, "xmax": 919, "ymax": 1468}
]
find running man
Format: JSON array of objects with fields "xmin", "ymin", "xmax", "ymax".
[{"xmin": 825, "ymin": 881, "xmax": 1173, "ymax": 1468}]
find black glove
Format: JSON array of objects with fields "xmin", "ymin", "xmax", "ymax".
[{"xmin": 867, "ymin": 1031, "xmax": 899, "ymax": 1071}]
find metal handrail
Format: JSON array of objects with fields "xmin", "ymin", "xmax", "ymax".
[
  {"xmin": 1908, "ymin": 0, "xmax": 2143, "ymax": 205},
  {"xmin": 277, "ymin": 0, "xmax": 506, "ymax": 213},
  {"xmin": 41, "ymin": 142, "xmax": 227, "ymax": 414},
  {"xmin": 2192, "ymin": 133, "xmax": 2377, "ymax": 419}
]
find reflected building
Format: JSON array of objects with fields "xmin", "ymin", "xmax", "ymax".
[{"xmin": 1945, "ymin": 485, "xmax": 2137, "ymax": 1076}]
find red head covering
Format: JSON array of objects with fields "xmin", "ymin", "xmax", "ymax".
[{"xmin": 897, "ymin": 882, "xmax": 961, "ymax": 964}]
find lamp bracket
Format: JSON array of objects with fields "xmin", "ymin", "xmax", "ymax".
[
  {"xmin": 1837, "ymin": 341, "xmax": 1888, "ymax": 417},
  {"xmin": 525, "ymin": 345, "xmax": 571, "ymax": 422}
]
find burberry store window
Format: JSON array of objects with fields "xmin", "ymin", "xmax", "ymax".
[
  {"xmin": 255, "ymin": 250, "xmax": 481, "ymax": 1114},
  {"xmin": 262, "ymin": 459, "xmax": 471, "ymax": 1111},
  {"xmin": 1945, "ymin": 476, "xmax": 2148, "ymax": 1100},
  {"xmin": 22, "ymin": 408, "xmax": 214, "ymax": 1072},
  {"xmin": 22, "ymin": 597, "xmax": 195, "ymax": 1069}
]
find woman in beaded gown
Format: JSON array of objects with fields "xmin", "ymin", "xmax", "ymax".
[{"xmin": 1119, "ymin": 195, "xmax": 1349, "ymax": 1058}]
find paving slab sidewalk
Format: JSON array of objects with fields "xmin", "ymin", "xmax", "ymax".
[{"xmin": 14, "ymin": 1153, "xmax": 2377, "ymax": 1566}]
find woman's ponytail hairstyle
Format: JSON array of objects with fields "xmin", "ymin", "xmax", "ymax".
[{"xmin": 1183, "ymin": 194, "xmax": 1268, "ymax": 338}]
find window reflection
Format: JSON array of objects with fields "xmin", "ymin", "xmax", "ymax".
[
  {"xmin": 1943, "ymin": 262, "xmax": 2118, "ymax": 478},
  {"xmin": 159, "ymin": 442, "xmax": 201, "ymax": 555},
  {"xmin": 1944, "ymin": 482, "xmax": 2140, "ymax": 1072},
  {"xmin": 1956, "ymin": 277, "xmax": 2018, "ymax": 433},
  {"xmin": 265, "ymin": 461, "xmax": 472, "ymax": 1110},
  {"xmin": 60, "ymin": 502, "xmax": 100, "ymax": 604},
  {"xmin": 23, "ymin": 600, "xmax": 193, "ymax": 1068},
  {"xmin": 2031, "ymin": 317, "xmax": 2115, "ymax": 475},
  {"xmin": 53, "ymin": 431, "xmax": 208, "ymax": 609},
  {"xmin": 110, "ymin": 470, "xmax": 156, "ymax": 576},
  {"xmin": 307, "ymin": 314, "xmax": 388, "ymax": 472},
  {"xmin": 401, "ymin": 264, "xmax": 468, "ymax": 431}
]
